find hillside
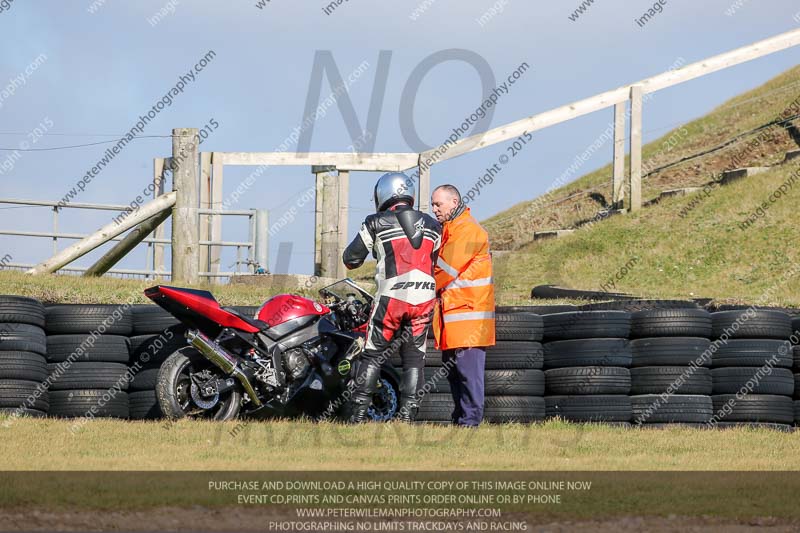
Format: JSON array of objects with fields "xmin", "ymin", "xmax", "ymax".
[
  {"xmin": 484, "ymin": 65, "xmax": 800, "ymax": 250},
  {"xmin": 493, "ymin": 161, "xmax": 800, "ymax": 306}
]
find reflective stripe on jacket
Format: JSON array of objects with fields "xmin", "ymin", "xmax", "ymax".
[{"xmin": 432, "ymin": 207, "xmax": 495, "ymax": 350}]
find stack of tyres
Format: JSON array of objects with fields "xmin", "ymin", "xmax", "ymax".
[
  {"xmin": 628, "ymin": 309, "xmax": 714, "ymax": 426},
  {"xmin": 793, "ymin": 316, "xmax": 800, "ymax": 427},
  {"xmin": 127, "ymin": 305, "xmax": 188, "ymax": 420},
  {"xmin": 495, "ymin": 305, "xmax": 578, "ymax": 315},
  {"xmin": 45, "ymin": 305, "xmax": 132, "ymax": 419},
  {"xmin": 0, "ymin": 296, "xmax": 49, "ymax": 417},
  {"xmin": 412, "ymin": 313, "xmax": 546, "ymax": 424},
  {"xmin": 543, "ymin": 311, "xmax": 632, "ymax": 424},
  {"xmin": 709, "ymin": 310, "xmax": 794, "ymax": 430}
]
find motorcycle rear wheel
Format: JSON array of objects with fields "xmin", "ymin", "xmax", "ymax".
[{"xmin": 156, "ymin": 347, "xmax": 242, "ymax": 420}]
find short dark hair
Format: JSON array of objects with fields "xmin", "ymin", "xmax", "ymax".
[{"xmin": 433, "ymin": 184, "xmax": 461, "ymax": 202}]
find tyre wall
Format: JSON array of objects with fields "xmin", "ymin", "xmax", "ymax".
[{"xmin": 0, "ymin": 297, "xmax": 797, "ymax": 429}]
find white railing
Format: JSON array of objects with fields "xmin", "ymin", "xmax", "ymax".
[{"xmin": 0, "ymin": 197, "xmax": 258, "ymax": 281}]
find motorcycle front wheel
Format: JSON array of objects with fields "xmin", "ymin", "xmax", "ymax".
[
  {"xmin": 367, "ymin": 374, "xmax": 399, "ymax": 422},
  {"xmin": 156, "ymin": 347, "xmax": 242, "ymax": 421}
]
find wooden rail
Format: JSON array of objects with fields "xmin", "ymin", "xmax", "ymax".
[
  {"xmin": 209, "ymin": 28, "xmax": 800, "ymax": 278},
  {"xmin": 420, "ymin": 28, "xmax": 800, "ymax": 210},
  {"xmin": 18, "ymin": 30, "xmax": 799, "ymax": 280}
]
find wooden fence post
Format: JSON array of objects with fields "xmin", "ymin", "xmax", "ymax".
[
  {"xmin": 629, "ymin": 85, "xmax": 643, "ymax": 212},
  {"xmin": 337, "ymin": 170, "xmax": 349, "ymax": 278},
  {"xmin": 418, "ymin": 164, "xmax": 431, "ymax": 213},
  {"xmin": 319, "ymin": 168, "xmax": 339, "ymax": 278},
  {"xmin": 314, "ymin": 173, "xmax": 323, "ymax": 276},
  {"xmin": 172, "ymin": 128, "xmax": 200, "ymax": 284},
  {"xmin": 152, "ymin": 157, "xmax": 168, "ymax": 278},
  {"xmin": 612, "ymin": 103, "xmax": 626, "ymax": 209},
  {"xmin": 254, "ymin": 209, "xmax": 269, "ymax": 272},
  {"xmin": 312, "ymin": 165, "xmax": 335, "ymax": 276},
  {"xmin": 199, "ymin": 152, "xmax": 212, "ymax": 277},
  {"xmin": 83, "ymin": 209, "xmax": 172, "ymax": 277},
  {"xmin": 209, "ymin": 152, "xmax": 224, "ymax": 280}
]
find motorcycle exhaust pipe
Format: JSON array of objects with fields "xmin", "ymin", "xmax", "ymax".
[{"xmin": 186, "ymin": 330, "xmax": 263, "ymax": 407}]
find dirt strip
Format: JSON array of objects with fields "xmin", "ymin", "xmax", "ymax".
[{"xmin": 1, "ymin": 508, "xmax": 798, "ymax": 532}]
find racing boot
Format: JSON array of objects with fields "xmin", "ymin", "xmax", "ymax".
[
  {"xmin": 395, "ymin": 367, "xmax": 423, "ymax": 422},
  {"xmin": 347, "ymin": 358, "xmax": 381, "ymax": 423}
]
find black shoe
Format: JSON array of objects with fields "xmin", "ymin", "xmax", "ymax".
[
  {"xmin": 347, "ymin": 359, "xmax": 381, "ymax": 423},
  {"xmin": 396, "ymin": 401, "xmax": 419, "ymax": 422},
  {"xmin": 348, "ymin": 396, "xmax": 371, "ymax": 424},
  {"xmin": 395, "ymin": 367, "xmax": 422, "ymax": 422}
]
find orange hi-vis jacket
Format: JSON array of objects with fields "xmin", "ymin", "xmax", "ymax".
[{"xmin": 432, "ymin": 207, "xmax": 496, "ymax": 350}]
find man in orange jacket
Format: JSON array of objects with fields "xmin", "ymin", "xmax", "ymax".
[{"xmin": 430, "ymin": 184, "xmax": 495, "ymax": 427}]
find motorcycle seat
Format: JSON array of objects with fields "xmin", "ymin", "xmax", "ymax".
[{"xmin": 222, "ymin": 307, "xmax": 269, "ymax": 331}]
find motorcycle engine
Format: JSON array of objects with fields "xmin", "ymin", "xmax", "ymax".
[{"xmin": 282, "ymin": 347, "xmax": 311, "ymax": 381}]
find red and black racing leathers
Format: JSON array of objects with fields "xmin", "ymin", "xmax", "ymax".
[{"xmin": 342, "ymin": 202, "xmax": 441, "ymax": 420}]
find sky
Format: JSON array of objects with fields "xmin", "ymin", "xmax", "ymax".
[{"xmin": 0, "ymin": 0, "xmax": 798, "ymax": 277}]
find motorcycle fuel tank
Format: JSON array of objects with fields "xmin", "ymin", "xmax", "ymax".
[{"xmin": 257, "ymin": 294, "xmax": 330, "ymax": 327}]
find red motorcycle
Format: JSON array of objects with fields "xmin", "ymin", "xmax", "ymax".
[{"xmin": 144, "ymin": 279, "xmax": 401, "ymax": 421}]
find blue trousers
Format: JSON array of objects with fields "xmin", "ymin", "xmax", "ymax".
[{"xmin": 442, "ymin": 347, "xmax": 485, "ymax": 426}]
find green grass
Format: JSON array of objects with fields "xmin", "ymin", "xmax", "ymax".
[
  {"xmin": 1, "ymin": 417, "xmax": 800, "ymax": 522},
  {"xmin": 1, "ymin": 417, "xmax": 798, "ymax": 472},
  {"xmin": 0, "ymin": 270, "xmax": 319, "ymax": 306},
  {"xmin": 0, "ymin": 266, "xmax": 587, "ymax": 306},
  {"xmin": 493, "ymin": 161, "xmax": 800, "ymax": 306}
]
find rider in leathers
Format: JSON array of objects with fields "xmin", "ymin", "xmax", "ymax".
[{"xmin": 342, "ymin": 172, "xmax": 442, "ymax": 423}]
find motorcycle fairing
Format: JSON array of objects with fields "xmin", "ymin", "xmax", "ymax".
[
  {"xmin": 145, "ymin": 285, "xmax": 261, "ymax": 335},
  {"xmin": 257, "ymin": 294, "xmax": 330, "ymax": 327}
]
